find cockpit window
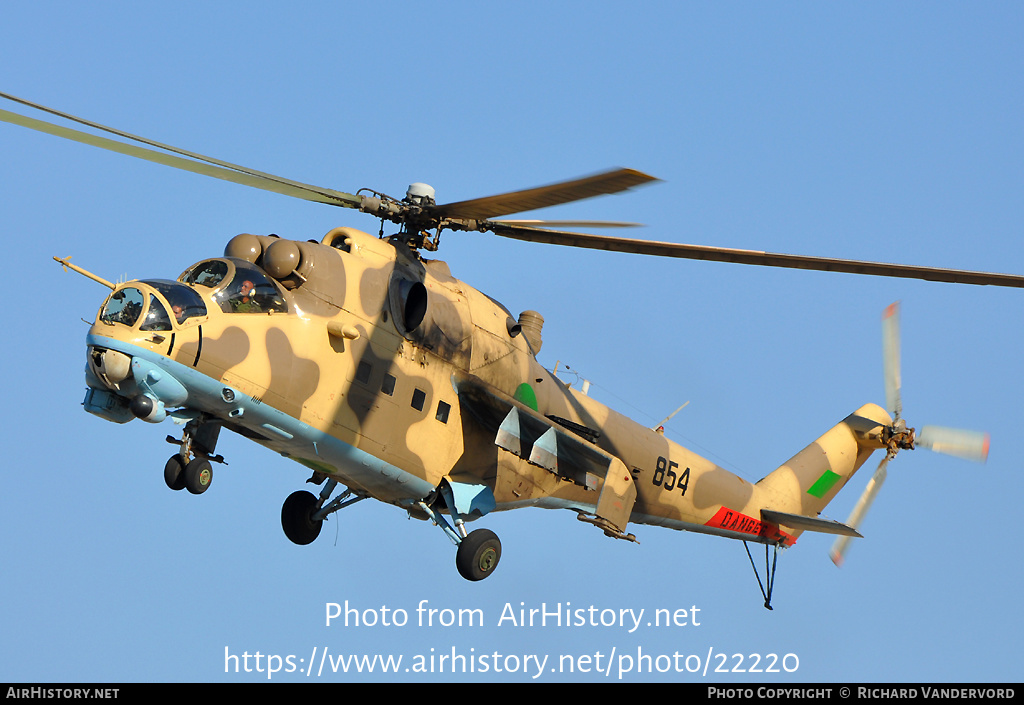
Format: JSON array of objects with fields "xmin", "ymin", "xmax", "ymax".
[
  {"xmin": 215, "ymin": 260, "xmax": 287, "ymax": 314},
  {"xmin": 178, "ymin": 258, "xmax": 287, "ymax": 315},
  {"xmin": 142, "ymin": 279, "xmax": 208, "ymax": 323},
  {"xmin": 180, "ymin": 260, "xmax": 229, "ymax": 288},
  {"xmin": 100, "ymin": 287, "xmax": 145, "ymax": 327},
  {"xmin": 141, "ymin": 295, "xmax": 172, "ymax": 331}
]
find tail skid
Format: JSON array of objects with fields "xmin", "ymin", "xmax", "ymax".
[{"xmin": 737, "ymin": 405, "xmax": 887, "ymax": 610}]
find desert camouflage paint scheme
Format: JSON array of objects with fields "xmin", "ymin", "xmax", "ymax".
[
  {"xmin": 3, "ymin": 90, "xmax": 995, "ymax": 602},
  {"xmin": 81, "ymin": 225, "xmax": 895, "ymax": 590}
]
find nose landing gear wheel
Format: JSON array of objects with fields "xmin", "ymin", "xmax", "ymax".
[
  {"xmin": 164, "ymin": 455, "xmax": 186, "ymax": 491},
  {"xmin": 282, "ymin": 490, "xmax": 324, "ymax": 545},
  {"xmin": 184, "ymin": 458, "xmax": 213, "ymax": 495},
  {"xmin": 456, "ymin": 528, "xmax": 501, "ymax": 581}
]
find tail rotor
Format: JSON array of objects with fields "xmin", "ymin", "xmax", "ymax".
[{"xmin": 830, "ymin": 302, "xmax": 989, "ymax": 566}]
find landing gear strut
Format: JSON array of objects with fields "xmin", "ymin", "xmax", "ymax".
[
  {"xmin": 279, "ymin": 476, "xmax": 502, "ymax": 582},
  {"xmin": 164, "ymin": 417, "xmax": 223, "ymax": 494},
  {"xmin": 416, "ymin": 481, "xmax": 502, "ymax": 582}
]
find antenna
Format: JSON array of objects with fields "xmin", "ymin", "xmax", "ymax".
[
  {"xmin": 654, "ymin": 401, "xmax": 690, "ymax": 434},
  {"xmin": 559, "ymin": 364, "xmax": 591, "ymax": 395}
]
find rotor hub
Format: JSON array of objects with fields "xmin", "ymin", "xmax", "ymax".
[
  {"xmin": 882, "ymin": 422, "xmax": 916, "ymax": 458},
  {"xmin": 405, "ymin": 183, "xmax": 436, "ymax": 207}
]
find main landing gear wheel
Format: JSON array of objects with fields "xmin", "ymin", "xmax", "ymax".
[
  {"xmin": 282, "ymin": 490, "xmax": 323, "ymax": 545},
  {"xmin": 164, "ymin": 455, "xmax": 186, "ymax": 491},
  {"xmin": 456, "ymin": 529, "xmax": 501, "ymax": 581},
  {"xmin": 184, "ymin": 458, "xmax": 213, "ymax": 495}
]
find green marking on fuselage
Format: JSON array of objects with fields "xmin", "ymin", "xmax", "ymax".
[
  {"xmin": 514, "ymin": 382, "xmax": 538, "ymax": 411},
  {"xmin": 807, "ymin": 469, "xmax": 841, "ymax": 498}
]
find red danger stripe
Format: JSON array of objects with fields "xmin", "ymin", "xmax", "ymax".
[{"xmin": 704, "ymin": 507, "xmax": 796, "ymax": 546}]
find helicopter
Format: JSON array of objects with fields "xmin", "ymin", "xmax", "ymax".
[{"xmin": 2, "ymin": 91, "xmax": 1018, "ymax": 609}]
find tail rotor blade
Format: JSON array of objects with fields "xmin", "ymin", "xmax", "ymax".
[
  {"xmin": 830, "ymin": 458, "xmax": 888, "ymax": 566},
  {"xmin": 882, "ymin": 302, "xmax": 902, "ymax": 422},
  {"xmin": 834, "ymin": 302, "xmax": 991, "ymax": 568},
  {"xmin": 918, "ymin": 426, "xmax": 990, "ymax": 463}
]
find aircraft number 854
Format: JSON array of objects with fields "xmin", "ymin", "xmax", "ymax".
[{"xmin": 651, "ymin": 456, "xmax": 690, "ymax": 496}]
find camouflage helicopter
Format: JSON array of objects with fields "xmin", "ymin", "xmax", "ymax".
[{"xmin": 3, "ymin": 92, "xmax": 1019, "ymax": 608}]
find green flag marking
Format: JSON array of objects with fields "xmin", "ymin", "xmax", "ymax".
[
  {"xmin": 807, "ymin": 469, "xmax": 841, "ymax": 498},
  {"xmin": 514, "ymin": 383, "xmax": 538, "ymax": 411}
]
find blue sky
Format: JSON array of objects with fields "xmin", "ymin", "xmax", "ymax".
[{"xmin": 1, "ymin": 1, "xmax": 1021, "ymax": 683}]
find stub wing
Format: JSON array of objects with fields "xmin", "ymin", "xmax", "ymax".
[{"xmin": 453, "ymin": 372, "xmax": 636, "ymax": 535}]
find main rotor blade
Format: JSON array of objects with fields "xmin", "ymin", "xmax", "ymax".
[
  {"xmin": 918, "ymin": 426, "xmax": 990, "ymax": 462},
  {"xmin": 882, "ymin": 302, "xmax": 902, "ymax": 422},
  {"xmin": 492, "ymin": 219, "xmax": 643, "ymax": 229},
  {"xmin": 434, "ymin": 168, "xmax": 658, "ymax": 220},
  {"xmin": 484, "ymin": 225, "xmax": 1024, "ymax": 288},
  {"xmin": 0, "ymin": 94, "xmax": 362, "ymax": 209},
  {"xmin": 830, "ymin": 458, "xmax": 889, "ymax": 566}
]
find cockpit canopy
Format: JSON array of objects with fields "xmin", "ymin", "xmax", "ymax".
[
  {"xmin": 97, "ymin": 258, "xmax": 287, "ymax": 332},
  {"xmin": 99, "ymin": 280, "xmax": 208, "ymax": 330},
  {"xmin": 179, "ymin": 257, "xmax": 288, "ymax": 314}
]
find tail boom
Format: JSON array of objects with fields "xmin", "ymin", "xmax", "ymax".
[{"xmin": 752, "ymin": 403, "xmax": 891, "ymax": 542}]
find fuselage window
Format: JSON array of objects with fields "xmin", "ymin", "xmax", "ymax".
[
  {"xmin": 411, "ymin": 388, "xmax": 426, "ymax": 412},
  {"xmin": 355, "ymin": 361, "xmax": 372, "ymax": 385},
  {"xmin": 435, "ymin": 401, "xmax": 450, "ymax": 424},
  {"xmin": 381, "ymin": 373, "xmax": 396, "ymax": 396}
]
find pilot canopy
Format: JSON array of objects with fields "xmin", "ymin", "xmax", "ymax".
[
  {"xmin": 179, "ymin": 257, "xmax": 288, "ymax": 315},
  {"xmin": 99, "ymin": 280, "xmax": 207, "ymax": 330}
]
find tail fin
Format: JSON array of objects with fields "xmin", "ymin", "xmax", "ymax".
[{"xmin": 755, "ymin": 403, "xmax": 890, "ymax": 539}]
